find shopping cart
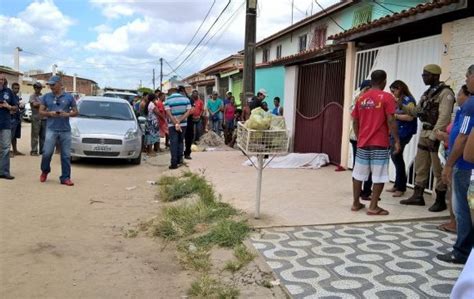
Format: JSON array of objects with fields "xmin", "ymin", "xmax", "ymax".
[{"xmin": 236, "ymin": 122, "xmax": 289, "ymax": 218}]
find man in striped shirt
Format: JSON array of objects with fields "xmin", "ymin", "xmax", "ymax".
[{"xmin": 165, "ymin": 86, "xmax": 191, "ymax": 169}]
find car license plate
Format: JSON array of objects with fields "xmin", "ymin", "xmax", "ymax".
[{"xmin": 93, "ymin": 145, "xmax": 112, "ymax": 152}]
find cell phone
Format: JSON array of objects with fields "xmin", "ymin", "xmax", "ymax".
[{"xmin": 56, "ymin": 111, "xmax": 61, "ymax": 114}]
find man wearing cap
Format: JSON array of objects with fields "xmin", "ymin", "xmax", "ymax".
[
  {"xmin": 29, "ymin": 82, "xmax": 46, "ymax": 156},
  {"xmin": 0, "ymin": 74, "xmax": 18, "ymax": 180},
  {"xmin": 249, "ymin": 89, "xmax": 267, "ymax": 111},
  {"xmin": 39, "ymin": 75, "xmax": 78, "ymax": 186},
  {"xmin": 401, "ymin": 64, "xmax": 455, "ymax": 211}
]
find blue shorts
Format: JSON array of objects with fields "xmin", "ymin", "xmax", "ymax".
[{"xmin": 352, "ymin": 147, "xmax": 390, "ymax": 183}]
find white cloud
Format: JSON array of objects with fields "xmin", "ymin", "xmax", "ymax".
[
  {"xmin": 90, "ymin": 0, "xmax": 135, "ymax": 19},
  {"xmin": 0, "ymin": 0, "xmax": 76, "ymax": 72},
  {"xmin": 92, "ymin": 24, "xmax": 113, "ymax": 33},
  {"xmin": 18, "ymin": 0, "xmax": 74, "ymax": 36}
]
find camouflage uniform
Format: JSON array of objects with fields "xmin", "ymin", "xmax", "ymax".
[{"xmin": 401, "ymin": 82, "xmax": 454, "ymax": 210}]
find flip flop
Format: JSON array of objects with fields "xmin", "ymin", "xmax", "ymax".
[
  {"xmin": 351, "ymin": 203, "xmax": 365, "ymax": 211},
  {"xmin": 437, "ymin": 223, "xmax": 456, "ymax": 234},
  {"xmin": 367, "ymin": 207, "xmax": 389, "ymax": 216}
]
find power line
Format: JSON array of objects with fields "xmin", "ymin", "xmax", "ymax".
[
  {"xmin": 372, "ymin": 0, "xmax": 396, "ymax": 14},
  {"xmin": 163, "ymin": 59, "xmax": 185, "ymax": 79},
  {"xmin": 167, "ymin": 0, "xmax": 245, "ymax": 76},
  {"xmin": 169, "ymin": 0, "xmax": 216, "ymax": 63},
  {"xmin": 313, "ymin": 0, "xmax": 345, "ymax": 31},
  {"xmin": 22, "ymin": 49, "xmax": 157, "ymax": 67},
  {"xmin": 165, "ymin": 0, "xmax": 232, "ymax": 75}
]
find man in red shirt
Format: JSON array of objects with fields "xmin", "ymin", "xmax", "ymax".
[
  {"xmin": 192, "ymin": 91, "xmax": 204, "ymax": 142},
  {"xmin": 351, "ymin": 70, "xmax": 400, "ymax": 215}
]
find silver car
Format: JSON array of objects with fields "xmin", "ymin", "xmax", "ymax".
[{"xmin": 70, "ymin": 96, "xmax": 144, "ymax": 164}]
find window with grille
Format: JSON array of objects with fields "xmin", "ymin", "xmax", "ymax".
[
  {"xmin": 298, "ymin": 34, "xmax": 307, "ymax": 52},
  {"xmin": 276, "ymin": 45, "xmax": 282, "ymax": 59},
  {"xmin": 352, "ymin": 5, "xmax": 373, "ymax": 27},
  {"xmin": 310, "ymin": 26, "xmax": 327, "ymax": 49},
  {"xmin": 262, "ymin": 48, "xmax": 270, "ymax": 63}
]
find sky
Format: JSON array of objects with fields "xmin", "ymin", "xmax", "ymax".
[{"xmin": 0, "ymin": 0, "xmax": 338, "ymax": 90}]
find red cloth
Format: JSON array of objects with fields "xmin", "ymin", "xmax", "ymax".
[
  {"xmin": 193, "ymin": 98, "xmax": 204, "ymax": 118},
  {"xmin": 351, "ymin": 89, "xmax": 396, "ymax": 148},
  {"xmin": 225, "ymin": 103, "xmax": 236, "ymax": 121},
  {"xmin": 156, "ymin": 100, "xmax": 169, "ymax": 136}
]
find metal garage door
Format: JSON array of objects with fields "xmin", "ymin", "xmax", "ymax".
[{"xmin": 350, "ymin": 35, "xmax": 443, "ymax": 190}]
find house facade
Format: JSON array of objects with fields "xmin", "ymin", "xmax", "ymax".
[
  {"xmin": 0, "ymin": 66, "xmax": 22, "ymax": 86},
  {"xmin": 253, "ymin": 0, "xmax": 428, "ymax": 164},
  {"xmin": 330, "ymin": 0, "xmax": 473, "ymax": 188},
  {"xmin": 30, "ymin": 72, "xmax": 99, "ymax": 96}
]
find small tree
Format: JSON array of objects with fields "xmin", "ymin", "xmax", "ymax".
[{"xmin": 137, "ymin": 87, "xmax": 153, "ymax": 95}]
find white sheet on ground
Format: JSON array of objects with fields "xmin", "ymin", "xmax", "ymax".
[{"xmin": 243, "ymin": 153, "xmax": 330, "ymax": 169}]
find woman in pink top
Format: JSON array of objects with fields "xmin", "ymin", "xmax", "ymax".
[
  {"xmin": 224, "ymin": 96, "xmax": 236, "ymax": 144},
  {"xmin": 156, "ymin": 92, "xmax": 169, "ymax": 148}
]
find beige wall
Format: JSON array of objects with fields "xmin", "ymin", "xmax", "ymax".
[
  {"xmin": 442, "ymin": 16, "xmax": 474, "ymax": 92},
  {"xmin": 340, "ymin": 42, "xmax": 356, "ymax": 168}
]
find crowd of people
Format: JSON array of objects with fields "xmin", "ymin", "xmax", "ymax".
[
  {"xmin": 350, "ymin": 64, "xmax": 474, "ymax": 265},
  {"xmin": 0, "ymin": 74, "xmax": 78, "ymax": 185},
  {"xmin": 129, "ymin": 86, "xmax": 284, "ymax": 161}
]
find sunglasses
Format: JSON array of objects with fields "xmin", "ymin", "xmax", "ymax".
[{"xmin": 54, "ymin": 97, "xmax": 60, "ymax": 106}]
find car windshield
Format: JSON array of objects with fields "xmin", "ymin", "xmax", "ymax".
[
  {"xmin": 78, "ymin": 101, "xmax": 134, "ymax": 120},
  {"xmin": 103, "ymin": 93, "xmax": 135, "ymax": 103}
]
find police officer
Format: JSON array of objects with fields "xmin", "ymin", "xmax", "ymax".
[{"xmin": 400, "ymin": 64, "xmax": 455, "ymax": 212}]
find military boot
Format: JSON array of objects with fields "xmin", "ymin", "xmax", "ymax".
[
  {"xmin": 429, "ymin": 190, "xmax": 447, "ymax": 212},
  {"xmin": 400, "ymin": 185, "xmax": 425, "ymax": 206}
]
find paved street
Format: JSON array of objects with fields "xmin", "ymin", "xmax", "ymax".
[{"xmin": 251, "ymin": 220, "xmax": 462, "ymax": 298}]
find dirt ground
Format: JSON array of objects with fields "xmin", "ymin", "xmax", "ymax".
[{"xmin": 0, "ymin": 123, "xmax": 285, "ymax": 299}]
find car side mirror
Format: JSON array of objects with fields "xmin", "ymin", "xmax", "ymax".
[{"xmin": 138, "ymin": 116, "xmax": 146, "ymax": 124}]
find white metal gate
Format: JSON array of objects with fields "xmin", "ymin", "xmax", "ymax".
[{"xmin": 350, "ymin": 35, "xmax": 443, "ymax": 191}]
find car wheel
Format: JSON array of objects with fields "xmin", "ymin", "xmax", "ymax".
[{"xmin": 131, "ymin": 151, "xmax": 142, "ymax": 165}]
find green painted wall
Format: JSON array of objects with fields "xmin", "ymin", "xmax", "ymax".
[
  {"xmin": 337, "ymin": 0, "xmax": 428, "ymax": 31},
  {"xmin": 255, "ymin": 66, "xmax": 285, "ymax": 112},
  {"xmin": 231, "ymin": 76, "xmax": 243, "ymax": 107}
]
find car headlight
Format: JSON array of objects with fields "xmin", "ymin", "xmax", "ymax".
[
  {"xmin": 124, "ymin": 128, "xmax": 139, "ymax": 140},
  {"xmin": 71, "ymin": 126, "xmax": 80, "ymax": 138}
]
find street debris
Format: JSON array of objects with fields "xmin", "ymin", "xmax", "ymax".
[
  {"xmin": 125, "ymin": 186, "xmax": 137, "ymax": 191},
  {"xmin": 197, "ymin": 131, "xmax": 225, "ymax": 147}
]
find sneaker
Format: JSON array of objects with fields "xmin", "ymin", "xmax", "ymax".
[
  {"xmin": 169, "ymin": 164, "xmax": 178, "ymax": 170},
  {"xmin": 30, "ymin": 152, "xmax": 39, "ymax": 156},
  {"xmin": 184, "ymin": 155, "xmax": 192, "ymax": 160},
  {"xmin": 0, "ymin": 174, "xmax": 15, "ymax": 180},
  {"xmin": 436, "ymin": 252, "xmax": 466, "ymax": 264},
  {"xmin": 40, "ymin": 172, "xmax": 48, "ymax": 182},
  {"xmin": 61, "ymin": 179, "xmax": 74, "ymax": 186}
]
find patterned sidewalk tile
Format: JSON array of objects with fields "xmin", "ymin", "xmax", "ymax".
[{"xmin": 250, "ymin": 221, "xmax": 463, "ymax": 299}]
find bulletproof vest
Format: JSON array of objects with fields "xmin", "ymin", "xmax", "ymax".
[{"xmin": 418, "ymin": 83, "xmax": 451, "ymax": 127}]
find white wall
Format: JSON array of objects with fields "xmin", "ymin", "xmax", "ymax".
[
  {"xmin": 283, "ymin": 65, "xmax": 298, "ymax": 151},
  {"xmin": 255, "ymin": 17, "xmax": 339, "ymax": 64}
]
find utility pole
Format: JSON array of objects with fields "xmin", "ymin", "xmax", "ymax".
[
  {"xmin": 152, "ymin": 68, "xmax": 156, "ymax": 90},
  {"xmin": 291, "ymin": 0, "xmax": 294, "ymax": 25},
  {"xmin": 243, "ymin": 0, "xmax": 257, "ymax": 109},
  {"xmin": 14, "ymin": 47, "xmax": 22, "ymax": 72},
  {"xmin": 159, "ymin": 58, "xmax": 163, "ymax": 90},
  {"xmin": 52, "ymin": 64, "xmax": 58, "ymax": 75}
]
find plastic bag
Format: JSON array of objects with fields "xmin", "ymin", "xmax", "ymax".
[
  {"xmin": 245, "ymin": 107, "xmax": 272, "ymax": 130},
  {"xmin": 270, "ymin": 116, "xmax": 286, "ymax": 130}
]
